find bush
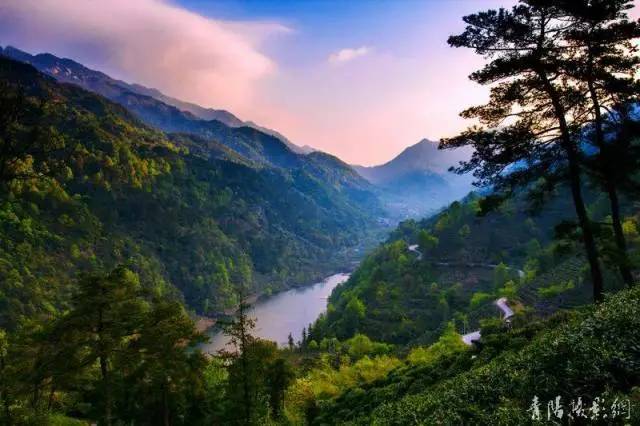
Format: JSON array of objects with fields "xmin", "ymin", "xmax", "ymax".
[{"xmin": 469, "ymin": 291, "xmax": 493, "ymax": 308}]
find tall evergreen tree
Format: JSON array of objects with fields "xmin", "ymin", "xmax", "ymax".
[
  {"xmin": 60, "ymin": 267, "xmax": 149, "ymax": 426},
  {"xmin": 287, "ymin": 332, "xmax": 295, "ymax": 350},
  {"xmin": 126, "ymin": 300, "xmax": 207, "ymax": 426},
  {"xmin": 219, "ymin": 292, "xmax": 257, "ymax": 425},
  {"xmin": 265, "ymin": 358, "xmax": 294, "ymax": 420},
  {"xmin": 557, "ymin": 0, "xmax": 640, "ymax": 286},
  {"xmin": 0, "ymin": 329, "xmax": 10, "ymax": 424},
  {"xmin": 442, "ymin": 1, "xmax": 606, "ymax": 301}
]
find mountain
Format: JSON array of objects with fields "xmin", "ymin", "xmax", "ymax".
[
  {"xmin": 0, "ymin": 45, "xmax": 242, "ymax": 128},
  {"xmin": 0, "ymin": 46, "xmax": 371, "ymax": 201},
  {"xmin": 0, "ymin": 45, "xmax": 311, "ymax": 154},
  {"xmin": 353, "ymin": 139, "xmax": 473, "ymax": 218},
  {"xmin": 309, "ymin": 176, "xmax": 633, "ymax": 345},
  {"xmin": 354, "ymin": 139, "xmax": 464, "ymax": 181},
  {"xmin": 0, "ymin": 56, "xmax": 383, "ymax": 329},
  {"xmin": 244, "ymin": 120, "xmax": 315, "ymax": 154}
]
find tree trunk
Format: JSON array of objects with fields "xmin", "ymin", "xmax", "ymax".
[
  {"xmin": 240, "ymin": 305, "xmax": 251, "ymax": 425},
  {"xmin": 566, "ymin": 144, "xmax": 605, "ymax": 302},
  {"xmin": 607, "ymin": 181, "xmax": 634, "ymax": 286},
  {"xmin": 97, "ymin": 303, "xmax": 112, "ymax": 426},
  {"xmin": 2, "ymin": 392, "xmax": 10, "ymax": 426},
  {"xmin": 584, "ymin": 48, "xmax": 634, "ymax": 286},
  {"xmin": 1, "ymin": 354, "xmax": 11, "ymax": 425},
  {"xmin": 162, "ymin": 380, "xmax": 170, "ymax": 426},
  {"xmin": 47, "ymin": 385, "xmax": 55, "ymax": 411},
  {"xmin": 100, "ymin": 355, "xmax": 112, "ymax": 426},
  {"xmin": 537, "ymin": 66, "xmax": 605, "ymax": 302}
]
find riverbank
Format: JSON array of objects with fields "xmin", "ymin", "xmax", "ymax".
[
  {"xmin": 202, "ymin": 272, "xmax": 351, "ymax": 353},
  {"xmin": 193, "ymin": 262, "xmax": 360, "ymax": 335},
  {"xmin": 194, "ymin": 292, "xmax": 260, "ymax": 334}
]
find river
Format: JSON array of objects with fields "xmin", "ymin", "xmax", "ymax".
[{"xmin": 202, "ymin": 272, "xmax": 350, "ymax": 354}]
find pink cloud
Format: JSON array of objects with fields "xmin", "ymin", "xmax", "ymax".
[{"xmin": 0, "ymin": 0, "xmax": 288, "ymax": 112}]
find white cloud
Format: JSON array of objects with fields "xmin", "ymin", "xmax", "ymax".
[
  {"xmin": 328, "ymin": 46, "xmax": 371, "ymax": 64},
  {"xmin": 0, "ymin": 0, "xmax": 289, "ymax": 112}
]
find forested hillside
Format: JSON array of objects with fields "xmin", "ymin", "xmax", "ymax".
[
  {"xmin": 308, "ymin": 285, "xmax": 640, "ymax": 424},
  {"xmin": 309, "ymin": 188, "xmax": 635, "ymax": 346},
  {"xmin": 0, "ymin": 56, "xmax": 381, "ymax": 329},
  {"xmin": 0, "ymin": 46, "xmax": 363, "ymax": 175},
  {"xmin": 2, "ymin": 0, "xmax": 640, "ymax": 424}
]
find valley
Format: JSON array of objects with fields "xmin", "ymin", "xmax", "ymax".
[{"xmin": 1, "ymin": 1, "xmax": 640, "ymax": 424}]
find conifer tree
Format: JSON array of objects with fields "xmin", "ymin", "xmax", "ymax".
[
  {"xmin": 557, "ymin": 0, "xmax": 640, "ymax": 286},
  {"xmin": 265, "ymin": 358, "xmax": 294, "ymax": 419},
  {"xmin": 219, "ymin": 289, "xmax": 257, "ymax": 425},
  {"xmin": 287, "ymin": 332, "xmax": 295, "ymax": 350},
  {"xmin": 442, "ymin": 1, "xmax": 606, "ymax": 301},
  {"xmin": 56, "ymin": 267, "xmax": 148, "ymax": 426}
]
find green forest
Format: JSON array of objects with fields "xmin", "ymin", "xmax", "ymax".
[{"xmin": 2, "ymin": 0, "xmax": 640, "ymax": 425}]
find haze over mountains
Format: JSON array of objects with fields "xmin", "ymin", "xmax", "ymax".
[
  {"xmin": 354, "ymin": 139, "xmax": 473, "ymax": 218},
  {"xmin": 0, "ymin": 45, "xmax": 472, "ymax": 220}
]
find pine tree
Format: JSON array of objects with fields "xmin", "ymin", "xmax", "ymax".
[
  {"xmin": 265, "ymin": 358, "xmax": 294, "ymax": 419},
  {"xmin": 219, "ymin": 289, "xmax": 257, "ymax": 425},
  {"xmin": 56, "ymin": 267, "xmax": 148, "ymax": 426},
  {"xmin": 442, "ymin": 2, "xmax": 606, "ymax": 301},
  {"xmin": 129, "ymin": 300, "xmax": 207, "ymax": 426},
  {"xmin": 557, "ymin": 0, "xmax": 640, "ymax": 286},
  {"xmin": 287, "ymin": 332, "xmax": 295, "ymax": 350},
  {"xmin": 0, "ymin": 329, "xmax": 10, "ymax": 424}
]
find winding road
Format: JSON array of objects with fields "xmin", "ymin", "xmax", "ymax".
[
  {"xmin": 461, "ymin": 297, "xmax": 513, "ymax": 345},
  {"xmin": 406, "ymin": 244, "xmax": 516, "ymax": 345},
  {"xmin": 408, "ymin": 244, "xmax": 422, "ymax": 260}
]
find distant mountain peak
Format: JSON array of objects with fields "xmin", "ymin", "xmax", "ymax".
[{"xmin": 351, "ymin": 138, "xmax": 473, "ymax": 219}]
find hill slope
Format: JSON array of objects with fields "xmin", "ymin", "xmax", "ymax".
[
  {"xmin": 0, "ymin": 45, "xmax": 311, "ymax": 157},
  {"xmin": 310, "ymin": 187, "xmax": 634, "ymax": 346},
  {"xmin": 0, "ymin": 57, "xmax": 381, "ymax": 329},
  {"xmin": 310, "ymin": 285, "xmax": 640, "ymax": 424}
]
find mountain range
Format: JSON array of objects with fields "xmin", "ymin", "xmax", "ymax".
[
  {"xmin": 0, "ymin": 45, "xmax": 313, "ymax": 154},
  {"xmin": 0, "ymin": 45, "xmax": 471, "ymax": 223},
  {"xmin": 0, "ymin": 54, "xmax": 389, "ymax": 327},
  {"xmin": 354, "ymin": 139, "xmax": 473, "ymax": 218}
]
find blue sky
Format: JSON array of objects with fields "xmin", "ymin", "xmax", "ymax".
[
  {"xmin": 162, "ymin": 0, "xmax": 517, "ymax": 164},
  {"xmin": 10, "ymin": 0, "xmax": 631, "ymax": 165},
  {"xmin": 176, "ymin": 0, "xmax": 503, "ymax": 67}
]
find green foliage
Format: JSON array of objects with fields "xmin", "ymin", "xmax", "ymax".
[
  {"xmin": 344, "ymin": 334, "xmax": 392, "ymax": 360},
  {"xmin": 498, "ymin": 280, "xmax": 518, "ymax": 299},
  {"xmin": 406, "ymin": 322, "xmax": 467, "ymax": 366},
  {"xmin": 0, "ymin": 56, "xmax": 383, "ymax": 330},
  {"xmin": 537, "ymin": 280, "xmax": 576, "ymax": 299},
  {"xmin": 311, "ymin": 286, "xmax": 640, "ymax": 425},
  {"xmin": 469, "ymin": 291, "xmax": 492, "ymax": 309},
  {"xmin": 286, "ymin": 354, "xmax": 402, "ymax": 424},
  {"xmin": 312, "ymin": 173, "xmax": 630, "ymax": 349},
  {"xmin": 458, "ymin": 224, "xmax": 471, "ymax": 239},
  {"xmin": 0, "ymin": 267, "xmax": 209, "ymax": 425},
  {"xmin": 493, "ymin": 262, "xmax": 511, "ymax": 291},
  {"xmin": 417, "ymin": 229, "xmax": 438, "ymax": 252}
]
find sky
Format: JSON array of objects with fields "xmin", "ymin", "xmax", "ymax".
[{"xmin": 2, "ymin": 0, "xmax": 633, "ymax": 166}]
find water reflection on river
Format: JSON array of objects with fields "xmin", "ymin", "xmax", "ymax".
[{"xmin": 203, "ymin": 272, "xmax": 350, "ymax": 354}]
